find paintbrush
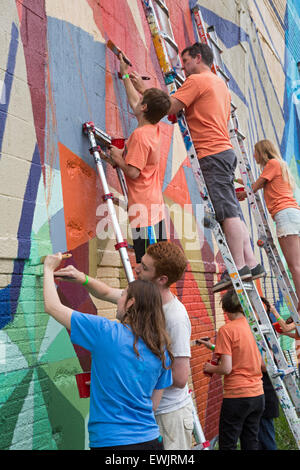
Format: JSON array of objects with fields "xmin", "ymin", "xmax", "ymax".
[
  {"xmin": 29, "ymin": 253, "xmax": 72, "ymax": 266},
  {"xmin": 107, "ymin": 40, "xmax": 132, "ymax": 66}
]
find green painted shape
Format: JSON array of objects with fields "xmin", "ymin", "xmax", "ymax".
[
  {"xmin": 0, "ymin": 369, "xmax": 29, "ymax": 407},
  {"xmin": 39, "ymin": 327, "xmax": 78, "ymax": 364},
  {"xmin": 45, "ymin": 358, "xmax": 89, "ymax": 416},
  {"xmin": 4, "ymin": 302, "xmax": 37, "ymax": 366},
  {"xmin": 36, "ymin": 365, "xmax": 87, "ymax": 450},
  {"xmin": 32, "ymin": 368, "xmax": 57, "ymax": 450},
  {"xmin": 0, "ymin": 369, "xmax": 33, "ymax": 450}
]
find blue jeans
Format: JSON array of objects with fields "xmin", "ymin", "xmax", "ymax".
[{"xmin": 258, "ymin": 417, "xmax": 277, "ymax": 450}]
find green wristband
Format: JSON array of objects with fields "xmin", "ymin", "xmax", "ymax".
[
  {"xmin": 122, "ymin": 74, "xmax": 129, "ymax": 80},
  {"xmin": 277, "ymin": 316, "xmax": 283, "ymax": 322},
  {"xmin": 211, "ymin": 344, "xmax": 215, "ymax": 351},
  {"xmin": 82, "ymin": 274, "xmax": 89, "ymax": 286}
]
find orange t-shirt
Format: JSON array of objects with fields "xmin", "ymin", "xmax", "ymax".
[
  {"xmin": 261, "ymin": 159, "xmax": 299, "ymax": 218},
  {"xmin": 215, "ymin": 316, "xmax": 263, "ymax": 398},
  {"xmin": 124, "ymin": 124, "xmax": 165, "ymax": 228},
  {"xmin": 173, "ymin": 72, "xmax": 232, "ymax": 158}
]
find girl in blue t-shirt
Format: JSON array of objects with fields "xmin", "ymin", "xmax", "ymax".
[{"xmin": 43, "ymin": 252, "xmax": 173, "ymax": 450}]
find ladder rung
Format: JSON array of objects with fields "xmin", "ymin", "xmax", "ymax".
[
  {"xmin": 154, "ymin": 0, "xmax": 169, "ymax": 17},
  {"xmin": 217, "ymin": 67, "xmax": 230, "ymax": 82},
  {"xmin": 160, "ymin": 32, "xmax": 179, "ymax": 53},
  {"xmin": 272, "ymin": 367, "xmax": 297, "ymax": 378},
  {"xmin": 207, "ymin": 32, "xmax": 223, "ymax": 54},
  {"xmin": 94, "ymin": 127, "xmax": 112, "ymax": 146},
  {"xmin": 260, "ymin": 325, "xmax": 271, "ymax": 334}
]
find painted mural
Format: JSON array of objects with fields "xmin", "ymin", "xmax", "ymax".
[{"xmin": 0, "ymin": 0, "xmax": 299, "ymax": 449}]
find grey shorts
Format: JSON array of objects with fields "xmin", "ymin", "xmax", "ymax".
[{"xmin": 199, "ymin": 149, "xmax": 243, "ymax": 223}]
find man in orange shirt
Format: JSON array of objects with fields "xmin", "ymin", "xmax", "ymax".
[
  {"xmin": 131, "ymin": 43, "xmax": 265, "ymax": 291},
  {"xmin": 106, "ymin": 55, "xmax": 171, "ymax": 264},
  {"xmin": 204, "ymin": 289, "xmax": 265, "ymax": 450}
]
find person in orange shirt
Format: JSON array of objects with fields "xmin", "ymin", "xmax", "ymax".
[
  {"xmin": 237, "ymin": 139, "xmax": 300, "ymax": 314},
  {"xmin": 130, "ymin": 42, "xmax": 265, "ymax": 292},
  {"xmin": 105, "ymin": 55, "xmax": 171, "ymax": 264},
  {"xmin": 203, "ymin": 289, "xmax": 265, "ymax": 450}
]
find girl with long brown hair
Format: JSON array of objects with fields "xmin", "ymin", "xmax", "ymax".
[
  {"xmin": 238, "ymin": 139, "xmax": 300, "ymax": 313},
  {"xmin": 43, "ymin": 253, "xmax": 173, "ymax": 450}
]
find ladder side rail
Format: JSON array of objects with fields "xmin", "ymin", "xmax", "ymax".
[
  {"xmin": 93, "ymin": 125, "xmax": 129, "ymax": 207},
  {"xmin": 84, "ymin": 125, "xmax": 135, "ymax": 282}
]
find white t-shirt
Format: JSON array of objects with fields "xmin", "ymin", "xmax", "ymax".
[{"xmin": 155, "ymin": 295, "xmax": 191, "ymax": 415}]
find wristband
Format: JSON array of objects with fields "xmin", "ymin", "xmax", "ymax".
[
  {"xmin": 122, "ymin": 74, "xmax": 129, "ymax": 80},
  {"xmin": 234, "ymin": 178, "xmax": 238, "ymax": 183},
  {"xmin": 277, "ymin": 316, "xmax": 283, "ymax": 322},
  {"xmin": 82, "ymin": 274, "xmax": 89, "ymax": 286},
  {"xmin": 211, "ymin": 344, "xmax": 215, "ymax": 351}
]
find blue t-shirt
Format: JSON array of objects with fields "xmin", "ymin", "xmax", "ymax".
[{"xmin": 71, "ymin": 311, "xmax": 172, "ymax": 448}]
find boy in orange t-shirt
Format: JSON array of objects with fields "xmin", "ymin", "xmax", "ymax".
[
  {"xmin": 106, "ymin": 55, "xmax": 171, "ymax": 263},
  {"xmin": 204, "ymin": 290, "xmax": 264, "ymax": 450}
]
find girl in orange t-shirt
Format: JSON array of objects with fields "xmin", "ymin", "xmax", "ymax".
[{"xmin": 238, "ymin": 139, "xmax": 300, "ymax": 314}]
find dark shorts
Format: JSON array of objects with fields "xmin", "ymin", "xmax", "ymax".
[
  {"xmin": 131, "ymin": 219, "xmax": 167, "ymax": 263},
  {"xmin": 90, "ymin": 437, "xmax": 164, "ymax": 451},
  {"xmin": 199, "ymin": 149, "xmax": 243, "ymax": 223}
]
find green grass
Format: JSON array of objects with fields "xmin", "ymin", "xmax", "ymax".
[{"xmin": 274, "ymin": 407, "xmax": 298, "ymax": 450}]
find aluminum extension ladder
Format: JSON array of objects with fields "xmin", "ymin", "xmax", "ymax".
[
  {"xmin": 191, "ymin": 4, "xmax": 300, "ymax": 335},
  {"xmin": 140, "ymin": 0, "xmax": 300, "ymax": 448},
  {"xmin": 83, "ymin": 121, "xmax": 134, "ymax": 282}
]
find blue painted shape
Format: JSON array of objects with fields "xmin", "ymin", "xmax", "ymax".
[
  {"xmin": 1, "ymin": 145, "xmax": 42, "ymax": 328},
  {"xmin": 281, "ymin": 0, "xmax": 300, "ymax": 179},
  {"xmin": 46, "ymin": 18, "xmax": 106, "ymax": 169},
  {"xmin": 0, "ymin": 287, "xmax": 12, "ymax": 330},
  {"xmin": 49, "ymin": 208, "xmax": 67, "ymax": 254},
  {"xmin": 224, "ymin": 64, "xmax": 248, "ymax": 107},
  {"xmin": 17, "ymin": 145, "xmax": 42, "ymax": 260},
  {"xmin": 0, "ymin": 23, "xmax": 19, "ymax": 158},
  {"xmin": 162, "ymin": 137, "xmax": 174, "ymax": 193}
]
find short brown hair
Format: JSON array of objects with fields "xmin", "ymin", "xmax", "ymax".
[
  {"xmin": 142, "ymin": 88, "xmax": 171, "ymax": 124},
  {"xmin": 221, "ymin": 290, "xmax": 243, "ymax": 314},
  {"xmin": 181, "ymin": 42, "xmax": 213, "ymax": 67},
  {"xmin": 146, "ymin": 241, "xmax": 188, "ymax": 287}
]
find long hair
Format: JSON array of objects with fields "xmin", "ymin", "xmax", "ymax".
[
  {"xmin": 121, "ymin": 280, "xmax": 173, "ymax": 369},
  {"xmin": 254, "ymin": 139, "xmax": 295, "ymax": 190}
]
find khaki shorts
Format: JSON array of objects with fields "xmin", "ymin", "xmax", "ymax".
[{"xmin": 155, "ymin": 402, "xmax": 194, "ymax": 450}]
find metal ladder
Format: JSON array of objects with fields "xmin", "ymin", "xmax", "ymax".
[
  {"xmin": 191, "ymin": 4, "xmax": 300, "ymax": 335},
  {"xmin": 83, "ymin": 121, "xmax": 134, "ymax": 282},
  {"xmin": 140, "ymin": 0, "xmax": 300, "ymax": 448}
]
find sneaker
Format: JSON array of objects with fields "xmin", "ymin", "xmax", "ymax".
[
  {"xmin": 212, "ymin": 265, "xmax": 252, "ymax": 293},
  {"xmin": 250, "ymin": 263, "xmax": 266, "ymax": 280}
]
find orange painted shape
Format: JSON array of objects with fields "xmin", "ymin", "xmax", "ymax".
[
  {"xmin": 59, "ymin": 142, "xmax": 103, "ymax": 251},
  {"xmin": 163, "ymin": 164, "xmax": 192, "ymax": 208}
]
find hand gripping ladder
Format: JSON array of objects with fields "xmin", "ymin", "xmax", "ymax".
[
  {"xmin": 140, "ymin": 0, "xmax": 300, "ymax": 447},
  {"xmin": 83, "ymin": 122, "xmax": 134, "ymax": 282},
  {"xmin": 191, "ymin": 4, "xmax": 300, "ymax": 336}
]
